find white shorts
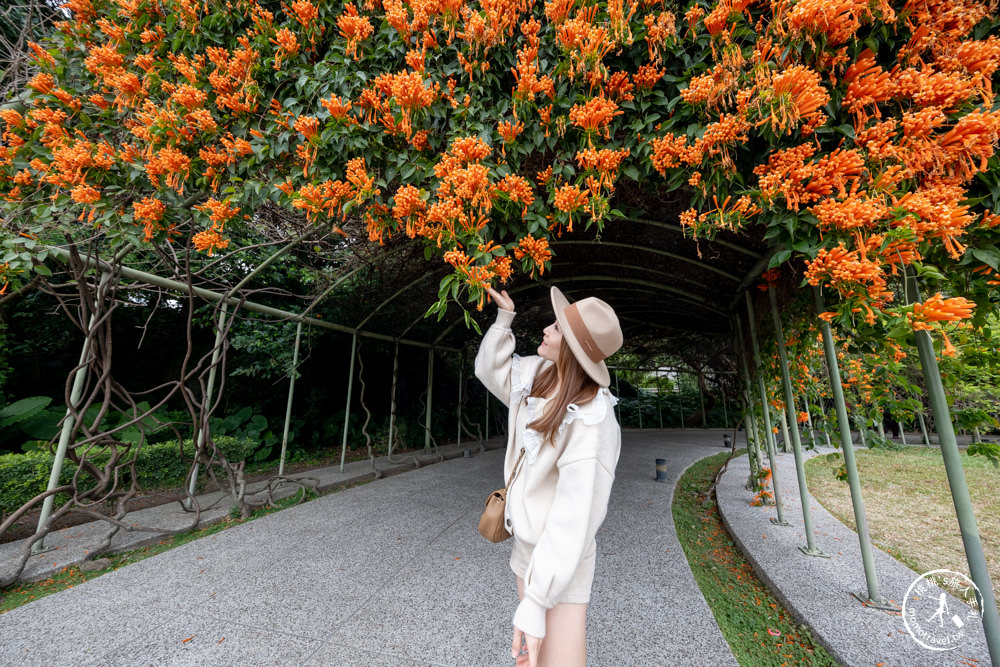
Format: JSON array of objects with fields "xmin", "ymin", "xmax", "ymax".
[{"xmin": 509, "ymin": 537, "xmax": 596, "ymax": 605}]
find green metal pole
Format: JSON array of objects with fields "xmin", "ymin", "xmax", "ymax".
[
  {"xmin": 907, "ymin": 275, "xmax": 1000, "ymax": 662},
  {"xmin": 745, "ymin": 291, "xmax": 788, "ymax": 526},
  {"xmin": 678, "ymin": 383, "xmax": 685, "ymax": 429},
  {"xmin": 186, "ymin": 301, "xmax": 228, "ymax": 509},
  {"xmin": 699, "ymin": 376, "xmax": 707, "ymax": 428},
  {"xmin": 769, "ymin": 287, "xmax": 828, "ymax": 556},
  {"xmin": 918, "ymin": 412, "xmax": 931, "ymax": 445},
  {"xmin": 721, "ymin": 380, "xmax": 729, "ymax": 429},
  {"xmin": 803, "ymin": 398, "xmax": 817, "ymax": 447},
  {"xmin": 457, "ymin": 355, "xmax": 463, "ymax": 448},
  {"xmin": 917, "ymin": 328, "xmax": 1000, "ymax": 659},
  {"xmin": 637, "ymin": 378, "xmax": 643, "ymax": 430},
  {"xmin": 339, "ymin": 333, "xmax": 357, "ymax": 472},
  {"xmin": 278, "ymin": 321, "xmax": 303, "ymax": 476},
  {"xmin": 388, "ymin": 342, "xmax": 399, "ymax": 457},
  {"xmin": 424, "ymin": 348, "xmax": 434, "ymax": 451},
  {"xmin": 734, "ymin": 315, "xmax": 762, "ymax": 476},
  {"xmin": 778, "ymin": 401, "xmax": 792, "ymax": 453},
  {"xmin": 815, "ymin": 287, "xmax": 888, "ymax": 605},
  {"xmin": 33, "ymin": 302, "xmax": 101, "ymax": 552},
  {"xmin": 614, "ymin": 372, "xmax": 621, "ymax": 423},
  {"xmin": 657, "ymin": 370, "xmax": 663, "ymax": 429}
]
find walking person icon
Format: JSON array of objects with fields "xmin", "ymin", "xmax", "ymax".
[{"xmin": 929, "ymin": 593, "xmax": 949, "ymax": 627}]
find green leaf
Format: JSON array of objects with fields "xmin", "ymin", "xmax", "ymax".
[
  {"xmin": 971, "ymin": 246, "xmax": 1000, "ymax": 271},
  {"xmin": 768, "ymin": 249, "xmax": 792, "ymax": 268}
]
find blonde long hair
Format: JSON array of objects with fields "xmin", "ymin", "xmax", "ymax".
[{"xmin": 527, "ymin": 341, "xmax": 600, "ymax": 444}]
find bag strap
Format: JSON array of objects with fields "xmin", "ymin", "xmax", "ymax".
[{"xmin": 505, "ymin": 448, "xmax": 527, "ymax": 496}]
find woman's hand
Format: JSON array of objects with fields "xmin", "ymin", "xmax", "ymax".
[
  {"xmin": 487, "ymin": 287, "xmax": 515, "ymax": 312},
  {"xmin": 511, "ymin": 627, "xmax": 542, "ymax": 667}
]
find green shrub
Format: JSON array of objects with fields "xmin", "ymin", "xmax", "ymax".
[
  {"xmin": 0, "ymin": 436, "xmax": 256, "ymax": 517},
  {"xmin": 0, "ymin": 450, "xmax": 75, "ymax": 518}
]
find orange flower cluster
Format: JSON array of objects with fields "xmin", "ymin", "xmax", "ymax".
[
  {"xmin": 808, "ymin": 194, "xmax": 886, "ymax": 231},
  {"xmin": 895, "ymin": 184, "xmax": 975, "ymax": 260},
  {"xmin": 575, "ymin": 147, "xmax": 629, "ymax": 189},
  {"xmin": 766, "ymin": 65, "xmax": 829, "ymax": 135},
  {"xmin": 145, "ymin": 147, "xmax": 191, "ymax": 192},
  {"xmin": 498, "ymin": 120, "xmax": 524, "ymax": 147},
  {"xmin": 192, "ymin": 224, "xmax": 230, "ymax": 256},
  {"xmin": 291, "ymin": 179, "xmax": 355, "ymax": 223},
  {"xmin": 132, "ymin": 197, "xmax": 168, "ymax": 241},
  {"xmin": 195, "ymin": 198, "xmax": 239, "ymax": 224},
  {"xmin": 271, "ymin": 27, "xmax": 299, "ymax": 69},
  {"xmin": 495, "ymin": 174, "xmax": 535, "ymax": 214},
  {"xmin": 552, "ymin": 183, "xmax": 589, "ymax": 231},
  {"xmin": 805, "ymin": 244, "xmax": 887, "ymax": 321},
  {"xmin": 569, "ymin": 97, "xmax": 622, "ymax": 141},
  {"xmin": 643, "ymin": 11, "xmax": 675, "ymax": 65},
  {"xmin": 338, "ymin": 4, "xmax": 373, "ymax": 60},
  {"xmin": 780, "ymin": 0, "xmax": 878, "ymax": 48},
  {"xmin": 392, "ymin": 184, "xmax": 427, "ymax": 236},
  {"xmin": 909, "ymin": 293, "xmax": 975, "ymax": 330},
  {"xmin": 556, "ymin": 11, "xmax": 612, "ymax": 83},
  {"xmin": 755, "ymin": 145, "xmax": 864, "ymax": 210},
  {"xmin": 513, "ymin": 234, "xmax": 551, "ymax": 277}
]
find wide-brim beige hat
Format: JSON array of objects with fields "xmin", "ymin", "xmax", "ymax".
[{"xmin": 550, "ymin": 286, "xmax": 623, "ymax": 388}]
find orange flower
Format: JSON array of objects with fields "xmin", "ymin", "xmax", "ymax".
[
  {"xmin": 568, "ymin": 97, "xmax": 622, "ymax": 141},
  {"xmin": 290, "ymin": 0, "xmax": 318, "ymax": 26},
  {"xmin": 338, "ymin": 4, "xmax": 373, "ymax": 60},
  {"xmin": 488, "ymin": 255, "xmax": 513, "ymax": 283},
  {"xmin": 497, "ymin": 120, "xmax": 523, "ymax": 146},
  {"xmin": 271, "ymin": 28, "xmax": 299, "ymax": 69},
  {"xmin": 496, "ymin": 174, "xmax": 535, "ymax": 214},
  {"xmin": 71, "ymin": 183, "xmax": 100, "ymax": 204},
  {"xmin": 195, "ymin": 198, "xmax": 239, "ymax": 224},
  {"xmin": 767, "ymin": 65, "xmax": 829, "ymax": 135},
  {"xmin": 392, "ymin": 184, "xmax": 427, "ymax": 236},
  {"xmin": 192, "ymin": 224, "xmax": 229, "ymax": 256},
  {"xmin": 320, "ymin": 95, "xmax": 352, "ymax": 120},
  {"xmin": 909, "ymin": 293, "xmax": 975, "ymax": 329},
  {"xmin": 294, "ymin": 115, "xmax": 320, "ymax": 139},
  {"xmin": 553, "ymin": 183, "xmax": 589, "ymax": 230},
  {"xmin": 513, "ymin": 234, "xmax": 551, "ymax": 277}
]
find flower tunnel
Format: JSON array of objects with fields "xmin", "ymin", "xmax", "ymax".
[{"xmin": 1, "ymin": 0, "xmax": 1000, "ymax": 659}]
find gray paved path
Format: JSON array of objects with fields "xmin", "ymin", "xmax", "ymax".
[
  {"xmin": 0, "ymin": 429, "xmax": 738, "ymax": 666},
  {"xmin": 717, "ymin": 445, "xmax": 992, "ymax": 666}
]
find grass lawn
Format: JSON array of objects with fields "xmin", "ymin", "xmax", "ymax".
[
  {"xmin": 674, "ymin": 450, "xmax": 838, "ymax": 666},
  {"xmin": 805, "ymin": 446, "xmax": 1000, "ymax": 607}
]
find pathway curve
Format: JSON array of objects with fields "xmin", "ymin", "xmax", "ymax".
[
  {"xmin": 717, "ymin": 445, "xmax": 991, "ymax": 666},
  {"xmin": 0, "ymin": 429, "xmax": 738, "ymax": 666}
]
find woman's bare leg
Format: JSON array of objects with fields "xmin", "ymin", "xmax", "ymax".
[{"xmin": 516, "ymin": 576, "xmax": 588, "ymax": 667}]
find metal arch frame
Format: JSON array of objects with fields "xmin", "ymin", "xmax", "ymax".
[
  {"xmin": 353, "ymin": 267, "xmax": 449, "ymax": 333},
  {"xmin": 541, "ymin": 277, "xmax": 728, "ymax": 316},
  {"xmin": 549, "ymin": 261, "xmax": 712, "ymax": 293},
  {"xmin": 549, "ymin": 240, "xmax": 744, "ymax": 282},
  {"xmin": 626, "ymin": 217, "xmax": 763, "ymax": 259},
  {"xmin": 428, "ymin": 276, "xmax": 729, "ymax": 349}
]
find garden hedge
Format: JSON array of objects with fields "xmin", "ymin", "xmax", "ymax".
[{"xmin": 0, "ymin": 436, "xmax": 255, "ymax": 518}]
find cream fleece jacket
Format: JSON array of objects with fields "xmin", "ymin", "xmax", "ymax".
[{"xmin": 475, "ymin": 309, "xmax": 621, "ymax": 639}]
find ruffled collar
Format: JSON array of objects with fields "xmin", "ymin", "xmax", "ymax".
[{"xmin": 514, "ymin": 355, "xmax": 618, "ymax": 464}]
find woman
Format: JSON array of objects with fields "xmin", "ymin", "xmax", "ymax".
[{"xmin": 475, "ymin": 285, "xmax": 623, "ymax": 667}]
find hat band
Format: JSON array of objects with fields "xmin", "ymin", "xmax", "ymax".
[{"xmin": 565, "ymin": 303, "xmax": 605, "ymax": 364}]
